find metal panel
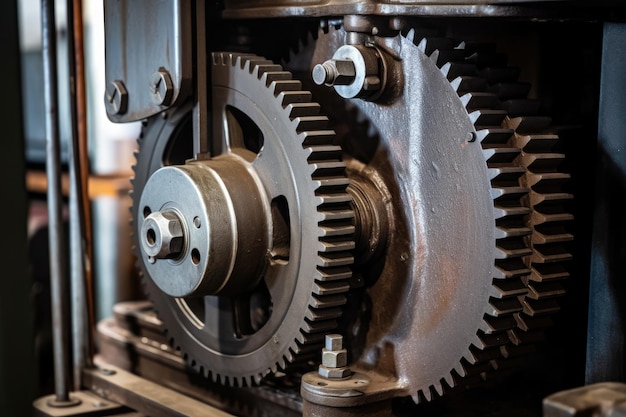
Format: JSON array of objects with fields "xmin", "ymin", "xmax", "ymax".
[
  {"xmin": 104, "ymin": 0, "xmax": 192, "ymax": 123},
  {"xmin": 586, "ymin": 21, "xmax": 626, "ymax": 384}
]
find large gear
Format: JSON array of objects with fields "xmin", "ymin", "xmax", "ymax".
[
  {"xmin": 284, "ymin": 26, "xmax": 573, "ymax": 402},
  {"xmin": 131, "ymin": 53, "xmax": 355, "ymax": 387}
]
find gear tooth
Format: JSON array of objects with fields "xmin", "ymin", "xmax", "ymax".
[
  {"xmin": 279, "ymin": 91, "xmax": 312, "ymax": 107},
  {"xmin": 432, "ymin": 382, "xmax": 444, "ymax": 397},
  {"xmin": 271, "ymin": 80, "xmax": 302, "ymax": 96},
  {"xmin": 406, "ymin": 28, "xmax": 416, "ymax": 43},
  {"xmin": 254, "ymin": 373, "xmax": 263, "ymax": 385},
  {"xmin": 237, "ymin": 55, "xmax": 250, "ymax": 70},
  {"xmin": 429, "ymin": 49, "xmax": 440, "ymax": 65},
  {"xmin": 416, "ymin": 37, "xmax": 428, "ymax": 52},
  {"xmin": 421, "ymin": 388, "xmax": 432, "ymax": 402},
  {"xmin": 453, "ymin": 363, "xmax": 467, "ymax": 378},
  {"xmin": 442, "ymin": 373, "xmax": 455, "ymax": 390}
]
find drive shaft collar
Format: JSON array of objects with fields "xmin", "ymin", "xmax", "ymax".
[{"xmin": 138, "ymin": 154, "xmax": 270, "ymax": 298}]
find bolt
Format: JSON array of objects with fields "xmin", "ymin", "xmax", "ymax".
[
  {"xmin": 105, "ymin": 80, "xmax": 128, "ymax": 115},
  {"xmin": 325, "ymin": 334, "xmax": 344, "ymax": 351},
  {"xmin": 312, "ymin": 59, "xmax": 356, "ymax": 86},
  {"xmin": 319, "ymin": 334, "xmax": 352, "ymax": 380},
  {"xmin": 141, "ymin": 211, "xmax": 185, "ymax": 259},
  {"xmin": 150, "ymin": 69, "xmax": 173, "ymax": 106}
]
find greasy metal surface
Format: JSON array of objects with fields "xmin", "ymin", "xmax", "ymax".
[
  {"xmin": 83, "ymin": 361, "xmax": 236, "ymax": 417},
  {"xmin": 132, "ymin": 54, "xmax": 355, "ymax": 386},
  {"xmin": 543, "ymin": 382, "xmax": 626, "ymax": 417},
  {"xmin": 104, "ymin": 0, "xmax": 191, "ymax": 122}
]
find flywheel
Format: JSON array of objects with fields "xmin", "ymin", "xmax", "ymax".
[{"xmin": 131, "ymin": 53, "xmax": 355, "ymax": 386}]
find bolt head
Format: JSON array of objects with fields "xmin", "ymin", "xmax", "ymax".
[
  {"xmin": 325, "ymin": 334, "xmax": 344, "ymax": 351},
  {"xmin": 105, "ymin": 80, "xmax": 128, "ymax": 115},
  {"xmin": 150, "ymin": 69, "xmax": 173, "ymax": 106}
]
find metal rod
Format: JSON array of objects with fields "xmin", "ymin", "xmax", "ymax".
[
  {"xmin": 66, "ymin": 0, "xmax": 93, "ymax": 391},
  {"xmin": 42, "ymin": 0, "xmax": 71, "ymax": 402},
  {"xmin": 193, "ymin": 0, "xmax": 209, "ymax": 156}
]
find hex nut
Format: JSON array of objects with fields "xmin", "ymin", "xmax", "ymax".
[
  {"xmin": 318, "ymin": 365, "xmax": 352, "ymax": 379},
  {"xmin": 141, "ymin": 211, "xmax": 184, "ymax": 258},
  {"xmin": 322, "ymin": 348, "xmax": 348, "ymax": 368}
]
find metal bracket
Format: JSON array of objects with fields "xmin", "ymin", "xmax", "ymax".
[{"xmin": 104, "ymin": 0, "xmax": 192, "ymax": 122}]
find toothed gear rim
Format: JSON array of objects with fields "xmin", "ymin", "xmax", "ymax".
[
  {"xmin": 131, "ymin": 52, "xmax": 355, "ymax": 387},
  {"xmin": 286, "ymin": 27, "xmax": 573, "ymax": 402}
]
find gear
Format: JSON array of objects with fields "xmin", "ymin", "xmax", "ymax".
[
  {"xmin": 284, "ymin": 26, "xmax": 573, "ymax": 402},
  {"xmin": 131, "ymin": 53, "xmax": 355, "ymax": 387}
]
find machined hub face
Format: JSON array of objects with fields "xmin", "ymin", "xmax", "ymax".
[
  {"xmin": 137, "ymin": 156, "xmax": 270, "ymax": 298},
  {"xmin": 132, "ymin": 53, "xmax": 355, "ymax": 386}
]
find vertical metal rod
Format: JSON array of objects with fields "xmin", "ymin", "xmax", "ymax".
[
  {"xmin": 193, "ymin": 0, "xmax": 209, "ymax": 156},
  {"xmin": 66, "ymin": 0, "xmax": 93, "ymax": 391},
  {"xmin": 42, "ymin": 0, "xmax": 71, "ymax": 402}
]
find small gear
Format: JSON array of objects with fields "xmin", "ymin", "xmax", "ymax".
[{"xmin": 131, "ymin": 53, "xmax": 355, "ymax": 387}]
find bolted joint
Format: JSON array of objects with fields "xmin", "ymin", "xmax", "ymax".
[
  {"xmin": 312, "ymin": 59, "xmax": 356, "ymax": 86},
  {"xmin": 318, "ymin": 334, "xmax": 352, "ymax": 380},
  {"xmin": 141, "ymin": 211, "xmax": 184, "ymax": 259}
]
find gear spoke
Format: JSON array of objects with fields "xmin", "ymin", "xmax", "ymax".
[{"xmin": 203, "ymin": 296, "xmax": 236, "ymax": 341}]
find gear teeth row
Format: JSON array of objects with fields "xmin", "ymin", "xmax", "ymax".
[
  {"xmin": 406, "ymin": 32, "xmax": 573, "ymax": 399},
  {"xmin": 207, "ymin": 52, "xmax": 354, "ymax": 384},
  {"xmin": 502, "ymin": 113, "xmax": 573, "ymax": 356},
  {"xmin": 446, "ymin": 39, "xmax": 574, "ymax": 368},
  {"xmin": 404, "ymin": 34, "xmax": 528, "ymax": 401}
]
